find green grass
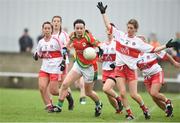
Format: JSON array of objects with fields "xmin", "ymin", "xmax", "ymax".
[{"xmin": 0, "ymin": 88, "xmax": 180, "ymax": 122}]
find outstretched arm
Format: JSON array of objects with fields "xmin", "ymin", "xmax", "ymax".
[
  {"xmin": 166, "ymin": 53, "xmax": 180, "ymax": 68},
  {"xmin": 154, "ymin": 39, "xmax": 177, "ymax": 52},
  {"xmin": 97, "ymin": 2, "xmax": 111, "ymax": 30},
  {"xmin": 154, "ymin": 45, "xmax": 166, "ymax": 52}
]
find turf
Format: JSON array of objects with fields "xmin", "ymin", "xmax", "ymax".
[{"xmin": 0, "ymin": 88, "xmax": 179, "ymax": 122}]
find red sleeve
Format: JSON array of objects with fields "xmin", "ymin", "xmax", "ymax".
[{"xmin": 88, "ymin": 33, "xmax": 100, "ymax": 47}]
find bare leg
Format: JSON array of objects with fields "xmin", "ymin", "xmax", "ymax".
[
  {"xmin": 128, "ymin": 80, "xmax": 144, "ymax": 105},
  {"xmin": 38, "ymin": 77, "xmax": 51, "ymax": 106}
]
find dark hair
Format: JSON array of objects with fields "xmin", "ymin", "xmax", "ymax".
[
  {"xmin": 73, "ymin": 19, "xmax": 85, "ymax": 28},
  {"xmin": 127, "ymin": 19, "xmax": 139, "ymax": 30},
  {"xmin": 42, "ymin": 21, "xmax": 53, "ymax": 32},
  {"xmin": 52, "ymin": 16, "xmax": 62, "ymax": 36},
  {"xmin": 24, "ymin": 28, "xmax": 28, "ymax": 33}
]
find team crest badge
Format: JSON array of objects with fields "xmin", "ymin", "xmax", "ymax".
[
  {"xmin": 132, "ymin": 42, "xmax": 136, "ymax": 45},
  {"xmin": 147, "ymin": 55, "xmax": 150, "ymax": 59},
  {"xmin": 82, "ymin": 42, "xmax": 86, "ymax": 47},
  {"xmin": 50, "ymin": 45, "xmax": 53, "ymax": 49}
]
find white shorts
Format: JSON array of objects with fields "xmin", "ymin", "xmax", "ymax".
[{"xmin": 72, "ymin": 62, "xmax": 94, "ymax": 83}]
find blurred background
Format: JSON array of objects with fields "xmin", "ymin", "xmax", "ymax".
[{"xmin": 0, "ymin": 0, "xmax": 180, "ymax": 92}]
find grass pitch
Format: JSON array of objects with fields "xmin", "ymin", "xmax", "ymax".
[{"xmin": 0, "ymin": 88, "xmax": 180, "ymax": 122}]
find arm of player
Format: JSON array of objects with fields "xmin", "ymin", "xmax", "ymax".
[
  {"xmin": 165, "ymin": 53, "xmax": 180, "ymax": 68},
  {"xmin": 154, "ymin": 39, "xmax": 177, "ymax": 52},
  {"xmin": 153, "ymin": 45, "xmax": 166, "ymax": 52},
  {"xmin": 97, "ymin": 2, "xmax": 111, "ymax": 31}
]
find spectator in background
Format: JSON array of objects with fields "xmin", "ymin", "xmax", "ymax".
[
  {"xmin": 19, "ymin": 28, "xmax": 33, "ymax": 52},
  {"xmin": 37, "ymin": 32, "xmax": 44, "ymax": 43},
  {"xmin": 149, "ymin": 33, "xmax": 160, "ymax": 48}
]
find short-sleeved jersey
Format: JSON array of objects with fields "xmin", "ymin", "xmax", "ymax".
[
  {"xmin": 100, "ymin": 40, "xmax": 116, "ymax": 70},
  {"xmin": 52, "ymin": 30, "xmax": 70, "ymax": 64},
  {"xmin": 110, "ymin": 26, "xmax": 155, "ymax": 70},
  {"xmin": 36, "ymin": 37, "xmax": 63, "ymax": 74},
  {"xmin": 137, "ymin": 51, "xmax": 167, "ymax": 76},
  {"xmin": 70, "ymin": 32, "xmax": 99, "ymax": 68}
]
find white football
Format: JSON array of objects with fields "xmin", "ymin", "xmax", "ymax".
[{"xmin": 83, "ymin": 47, "xmax": 96, "ymax": 60}]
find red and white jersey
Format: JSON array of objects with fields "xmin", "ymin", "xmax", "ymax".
[
  {"xmin": 36, "ymin": 37, "xmax": 63, "ymax": 74},
  {"xmin": 52, "ymin": 30, "xmax": 70, "ymax": 64},
  {"xmin": 137, "ymin": 51, "xmax": 167, "ymax": 76},
  {"xmin": 100, "ymin": 40, "xmax": 116, "ymax": 70},
  {"xmin": 110, "ymin": 26, "xmax": 154, "ymax": 70}
]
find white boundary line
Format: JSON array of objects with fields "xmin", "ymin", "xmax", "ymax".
[{"xmin": 0, "ymin": 72, "xmax": 179, "ymax": 83}]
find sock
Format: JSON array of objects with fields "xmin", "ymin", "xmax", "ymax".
[
  {"xmin": 140, "ymin": 104, "xmax": 146, "ymax": 111},
  {"xmin": 57, "ymin": 99, "xmax": 64, "ymax": 107},
  {"xmin": 95, "ymin": 101, "xmax": 101, "ymax": 106},
  {"xmin": 115, "ymin": 96, "xmax": 121, "ymax": 101},
  {"xmin": 165, "ymin": 99, "xmax": 171, "ymax": 104},
  {"xmin": 140, "ymin": 101, "xmax": 144, "ymax": 106},
  {"xmin": 115, "ymin": 94, "xmax": 118, "ymax": 98},
  {"xmin": 126, "ymin": 108, "xmax": 132, "ymax": 115},
  {"xmin": 66, "ymin": 92, "xmax": 73, "ymax": 103}
]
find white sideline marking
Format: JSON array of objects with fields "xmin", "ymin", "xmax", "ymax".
[
  {"xmin": 0, "ymin": 72, "xmax": 38, "ymax": 78},
  {"xmin": 98, "ymin": 75, "xmax": 180, "ymax": 83},
  {"xmin": 0, "ymin": 72, "xmax": 179, "ymax": 83}
]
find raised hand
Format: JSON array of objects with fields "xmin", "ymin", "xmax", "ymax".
[
  {"xmin": 97, "ymin": 2, "xmax": 107, "ymax": 14},
  {"xmin": 166, "ymin": 39, "xmax": 177, "ymax": 48},
  {"xmin": 97, "ymin": 46, "xmax": 104, "ymax": 57}
]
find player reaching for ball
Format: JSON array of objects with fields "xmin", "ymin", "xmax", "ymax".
[
  {"xmin": 83, "ymin": 47, "xmax": 97, "ymax": 60},
  {"xmin": 97, "ymin": 2, "xmax": 177, "ymax": 120},
  {"xmin": 137, "ymin": 35, "xmax": 180, "ymax": 117},
  {"xmin": 54, "ymin": 19, "xmax": 103, "ymax": 117}
]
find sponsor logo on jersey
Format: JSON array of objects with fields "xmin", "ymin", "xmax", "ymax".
[
  {"xmin": 82, "ymin": 42, "xmax": 86, "ymax": 47},
  {"xmin": 132, "ymin": 42, "xmax": 136, "ymax": 46}
]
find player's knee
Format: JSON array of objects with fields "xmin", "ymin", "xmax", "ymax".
[
  {"xmin": 150, "ymin": 91, "xmax": 158, "ymax": 98},
  {"xmin": 39, "ymin": 85, "xmax": 46, "ymax": 93},
  {"xmin": 85, "ymin": 90, "xmax": 92, "ymax": 97},
  {"xmin": 49, "ymin": 89, "xmax": 58, "ymax": 95},
  {"xmin": 102, "ymin": 86, "xmax": 109, "ymax": 93},
  {"xmin": 61, "ymin": 82, "xmax": 69, "ymax": 90},
  {"xmin": 130, "ymin": 93, "xmax": 137, "ymax": 99}
]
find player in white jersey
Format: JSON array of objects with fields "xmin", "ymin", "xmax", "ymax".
[
  {"xmin": 97, "ymin": 2, "xmax": 177, "ymax": 120},
  {"xmin": 137, "ymin": 35, "xmax": 180, "ymax": 117},
  {"xmin": 51, "ymin": 16, "xmax": 74, "ymax": 110},
  {"xmin": 99, "ymin": 24, "xmax": 123, "ymax": 113},
  {"xmin": 33, "ymin": 21, "xmax": 64, "ymax": 112}
]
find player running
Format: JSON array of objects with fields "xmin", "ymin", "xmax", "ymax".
[
  {"xmin": 97, "ymin": 2, "xmax": 177, "ymax": 120},
  {"xmin": 54, "ymin": 19, "xmax": 103, "ymax": 117},
  {"xmin": 33, "ymin": 21, "xmax": 64, "ymax": 113},
  {"xmin": 99, "ymin": 24, "xmax": 123, "ymax": 113},
  {"xmin": 51, "ymin": 15, "xmax": 74, "ymax": 110},
  {"xmin": 137, "ymin": 35, "xmax": 180, "ymax": 117}
]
